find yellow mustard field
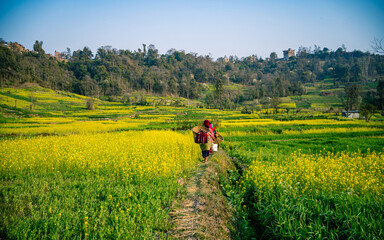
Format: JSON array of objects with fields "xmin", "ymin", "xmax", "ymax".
[
  {"xmin": 0, "ymin": 119, "xmax": 149, "ymax": 135},
  {"xmin": 243, "ymin": 150, "xmax": 384, "ymax": 196},
  {"xmin": 0, "ymin": 130, "xmax": 202, "ymax": 239},
  {"xmin": 1, "ymin": 130, "xmax": 201, "ymax": 179}
]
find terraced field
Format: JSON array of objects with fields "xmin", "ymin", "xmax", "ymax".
[{"xmin": 1, "ymin": 86, "xmax": 383, "ymax": 239}]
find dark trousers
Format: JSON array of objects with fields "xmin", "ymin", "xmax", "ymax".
[{"xmin": 202, "ymin": 150, "xmax": 210, "ymax": 158}]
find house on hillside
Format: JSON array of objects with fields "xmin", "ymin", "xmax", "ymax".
[
  {"xmin": 5, "ymin": 42, "xmax": 27, "ymax": 52},
  {"xmin": 342, "ymin": 110, "xmax": 359, "ymax": 118},
  {"xmin": 283, "ymin": 48, "xmax": 295, "ymax": 60},
  {"xmin": 54, "ymin": 51, "xmax": 68, "ymax": 62}
]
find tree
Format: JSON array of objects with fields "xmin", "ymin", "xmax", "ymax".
[
  {"xmin": 82, "ymin": 47, "xmax": 93, "ymax": 60},
  {"xmin": 86, "ymin": 97, "xmax": 95, "ymax": 110},
  {"xmin": 345, "ymin": 84, "xmax": 361, "ymax": 111},
  {"xmin": 214, "ymin": 70, "xmax": 224, "ymax": 101},
  {"xmin": 377, "ymin": 78, "xmax": 384, "ymax": 111},
  {"xmin": 96, "ymin": 65, "xmax": 108, "ymax": 81},
  {"xmin": 350, "ymin": 63, "xmax": 363, "ymax": 82},
  {"xmin": 142, "ymin": 44, "xmax": 147, "ymax": 55},
  {"xmin": 72, "ymin": 47, "xmax": 93, "ymax": 61},
  {"xmin": 371, "ymin": 37, "xmax": 384, "ymax": 54},
  {"xmin": 33, "ymin": 40, "xmax": 45, "ymax": 55},
  {"xmin": 61, "ymin": 48, "xmax": 71, "ymax": 59},
  {"xmin": 241, "ymin": 106, "xmax": 252, "ymax": 114},
  {"xmin": 168, "ymin": 77, "xmax": 178, "ymax": 95},
  {"xmin": 270, "ymin": 52, "xmax": 277, "ymax": 61},
  {"xmin": 261, "ymin": 99, "xmax": 270, "ymax": 114},
  {"xmin": 342, "ymin": 44, "xmax": 347, "ymax": 52},
  {"xmin": 333, "ymin": 64, "xmax": 349, "ymax": 83},
  {"xmin": 80, "ymin": 75, "xmax": 99, "ymax": 96},
  {"xmin": 360, "ymin": 103, "xmax": 377, "ymax": 121},
  {"xmin": 285, "ymin": 107, "xmax": 293, "ymax": 114},
  {"xmin": 250, "ymin": 85, "xmax": 260, "ymax": 99},
  {"xmin": 0, "ymin": 46, "xmax": 18, "ymax": 90},
  {"xmin": 189, "ymin": 79, "xmax": 199, "ymax": 99},
  {"xmin": 142, "ymin": 72, "xmax": 154, "ymax": 93},
  {"xmin": 300, "ymin": 70, "xmax": 312, "ymax": 82},
  {"xmin": 270, "ymin": 97, "xmax": 282, "ymax": 114},
  {"xmin": 314, "ymin": 44, "xmax": 321, "ymax": 54},
  {"xmin": 96, "ymin": 47, "xmax": 107, "ymax": 59},
  {"xmin": 292, "ymin": 82, "xmax": 306, "ymax": 95},
  {"xmin": 146, "ymin": 44, "xmax": 159, "ymax": 66},
  {"xmin": 297, "ymin": 46, "xmax": 309, "ymax": 56}
]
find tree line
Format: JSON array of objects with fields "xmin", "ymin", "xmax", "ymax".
[{"xmin": 1, "ymin": 39, "xmax": 384, "ymax": 111}]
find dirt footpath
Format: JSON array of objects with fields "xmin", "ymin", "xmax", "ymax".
[{"xmin": 170, "ymin": 149, "xmax": 237, "ymax": 239}]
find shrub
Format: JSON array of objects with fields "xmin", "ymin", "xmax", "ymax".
[{"xmin": 86, "ymin": 98, "xmax": 95, "ymax": 110}]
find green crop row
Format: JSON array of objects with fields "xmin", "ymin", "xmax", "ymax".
[{"xmin": 221, "ymin": 122, "xmax": 384, "ymax": 239}]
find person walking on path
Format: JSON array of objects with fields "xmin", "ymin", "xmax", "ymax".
[
  {"xmin": 204, "ymin": 120, "xmax": 217, "ymax": 139},
  {"xmin": 200, "ymin": 120, "xmax": 216, "ymax": 163}
]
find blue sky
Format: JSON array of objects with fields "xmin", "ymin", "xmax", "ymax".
[{"xmin": 0, "ymin": 0, "xmax": 383, "ymax": 59}]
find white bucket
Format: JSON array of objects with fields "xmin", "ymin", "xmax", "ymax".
[{"xmin": 212, "ymin": 143, "xmax": 218, "ymax": 152}]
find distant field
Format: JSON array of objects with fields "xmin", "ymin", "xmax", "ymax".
[{"xmin": 290, "ymin": 94, "xmax": 342, "ymax": 110}]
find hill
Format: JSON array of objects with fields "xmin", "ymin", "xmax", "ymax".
[{"xmin": 1, "ymin": 40, "xmax": 384, "ymax": 113}]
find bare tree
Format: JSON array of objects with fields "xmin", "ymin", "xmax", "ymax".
[{"xmin": 371, "ymin": 37, "xmax": 384, "ymax": 54}]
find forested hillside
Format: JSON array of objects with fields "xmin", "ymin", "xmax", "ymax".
[{"xmin": 1, "ymin": 40, "xmax": 384, "ymax": 111}]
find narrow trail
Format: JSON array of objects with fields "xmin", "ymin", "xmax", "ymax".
[{"xmin": 170, "ymin": 149, "xmax": 236, "ymax": 239}]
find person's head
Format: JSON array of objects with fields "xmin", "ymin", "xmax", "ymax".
[{"xmin": 204, "ymin": 120, "xmax": 210, "ymax": 127}]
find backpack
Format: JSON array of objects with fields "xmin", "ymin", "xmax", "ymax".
[{"xmin": 194, "ymin": 131, "xmax": 208, "ymax": 144}]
